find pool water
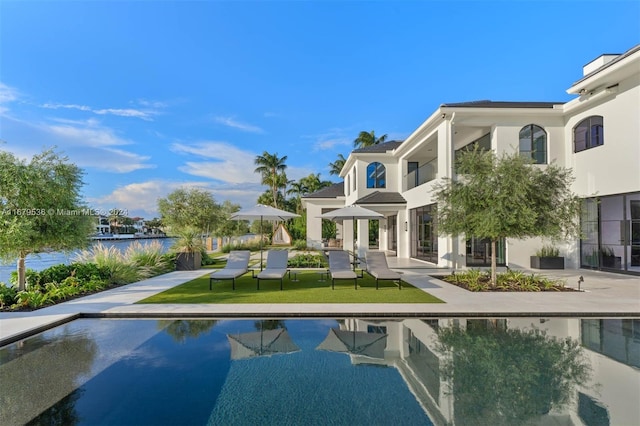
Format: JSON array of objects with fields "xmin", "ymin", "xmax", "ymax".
[{"xmin": 1, "ymin": 318, "xmax": 638, "ymax": 425}]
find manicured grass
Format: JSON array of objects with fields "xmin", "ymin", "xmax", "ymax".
[{"xmin": 138, "ymin": 269, "xmax": 444, "ymax": 304}]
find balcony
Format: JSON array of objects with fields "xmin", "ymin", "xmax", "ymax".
[{"xmin": 407, "ymin": 159, "xmax": 438, "ymax": 190}]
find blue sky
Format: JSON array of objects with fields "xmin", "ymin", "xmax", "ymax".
[{"xmin": 1, "ymin": 0, "xmax": 638, "ymax": 218}]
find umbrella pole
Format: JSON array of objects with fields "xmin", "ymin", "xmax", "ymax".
[{"xmin": 260, "ymin": 216, "xmax": 264, "ymax": 271}]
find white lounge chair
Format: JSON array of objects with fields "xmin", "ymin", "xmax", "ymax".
[
  {"xmin": 209, "ymin": 250, "xmax": 250, "ymax": 290},
  {"xmin": 328, "ymin": 251, "xmax": 359, "ymax": 290},
  {"xmin": 255, "ymin": 250, "xmax": 290, "ymax": 290},
  {"xmin": 365, "ymin": 251, "xmax": 403, "ymax": 290}
]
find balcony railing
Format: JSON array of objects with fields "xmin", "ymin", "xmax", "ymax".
[{"xmin": 407, "ymin": 159, "xmax": 438, "ymax": 190}]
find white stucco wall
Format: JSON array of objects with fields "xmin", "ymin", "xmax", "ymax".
[{"xmin": 564, "ymin": 74, "xmax": 640, "ymax": 198}]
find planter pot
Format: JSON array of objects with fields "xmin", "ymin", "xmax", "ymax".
[
  {"xmin": 530, "ymin": 256, "xmax": 564, "ymax": 269},
  {"xmin": 602, "ymin": 255, "xmax": 622, "ymax": 269},
  {"xmin": 176, "ymin": 252, "xmax": 202, "ymax": 271}
]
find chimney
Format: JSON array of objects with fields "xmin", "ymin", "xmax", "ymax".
[{"xmin": 583, "ymin": 54, "xmax": 619, "ymax": 76}]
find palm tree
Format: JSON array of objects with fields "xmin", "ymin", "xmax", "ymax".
[
  {"xmin": 353, "ymin": 130, "xmax": 387, "ymax": 149},
  {"xmin": 287, "ymin": 181, "xmax": 308, "ymax": 214},
  {"xmin": 328, "ymin": 154, "xmax": 346, "ymax": 176},
  {"xmin": 254, "ymin": 152, "xmax": 288, "ymax": 208},
  {"xmin": 300, "ymin": 173, "xmax": 331, "ymax": 194}
]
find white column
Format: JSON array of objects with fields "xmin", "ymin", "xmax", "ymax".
[
  {"xmin": 357, "ymin": 219, "xmax": 369, "ymax": 257},
  {"xmin": 342, "ymin": 220, "xmax": 354, "ymax": 253},
  {"xmin": 305, "ymin": 204, "xmax": 323, "ymax": 249}
]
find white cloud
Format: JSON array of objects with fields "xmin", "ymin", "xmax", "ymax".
[
  {"xmin": 0, "ymin": 82, "xmax": 19, "ymax": 114},
  {"xmin": 41, "ymin": 103, "xmax": 92, "ymax": 112},
  {"xmin": 172, "ymin": 141, "xmax": 261, "ymax": 184},
  {"xmin": 90, "ymin": 179, "xmax": 264, "ymax": 218},
  {"xmin": 213, "ymin": 116, "xmax": 264, "ymax": 133},
  {"xmin": 1, "ymin": 114, "xmax": 154, "ymax": 173},
  {"xmin": 314, "ymin": 138, "xmax": 352, "ymax": 151},
  {"xmin": 47, "ymin": 121, "xmax": 131, "ymax": 147},
  {"xmin": 41, "ymin": 103, "xmax": 157, "ymax": 120}
]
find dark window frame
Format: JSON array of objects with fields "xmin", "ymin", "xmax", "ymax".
[
  {"xmin": 574, "ymin": 116, "xmax": 604, "ymax": 153},
  {"xmin": 366, "ymin": 162, "xmax": 386, "ymax": 189},
  {"xmin": 519, "ymin": 124, "xmax": 547, "ymax": 164}
]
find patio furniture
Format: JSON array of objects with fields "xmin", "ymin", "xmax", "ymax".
[
  {"xmin": 328, "ymin": 251, "xmax": 360, "ymax": 290},
  {"xmin": 209, "ymin": 250, "xmax": 251, "ymax": 290},
  {"xmin": 255, "ymin": 250, "xmax": 290, "ymax": 290},
  {"xmin": 365, "ymin": 251, "xmax": 403, "ymax": 290}
]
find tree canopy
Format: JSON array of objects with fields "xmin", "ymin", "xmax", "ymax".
[
  {"xmin": 353, "ymin": 130, "xmax": 387, "ymax": 149},
  {"xmin": 433, "ymin": 147, "xmax": 581, "ymax": 285},
  {"xmin": 0, "ymin": 148, "xmax": 94, "ymax": 290},
  {"xmin": 157, "ymin": 187, "xmax": 221, "ymax": 236},
  {"xmin": 254, "ymin": 151, "xmax": 288, "ymax": 208}
]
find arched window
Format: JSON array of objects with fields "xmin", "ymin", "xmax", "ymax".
[
  {"xmin": 574, "ymin": 116, "xmax": 604, "ymax": 153},
  {"xmin": 519, "ymin": 124, "xmax": 547, "ymax": 164},
  {"xmin": 366, "ymin": 162, "xmax": 386, "ymax": 188}
]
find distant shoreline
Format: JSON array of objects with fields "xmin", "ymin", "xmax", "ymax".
[{"xmin": 90, "ymin": 234, "xmax": 169, "ymax": 241}]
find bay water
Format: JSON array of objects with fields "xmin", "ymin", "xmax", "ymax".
[{"xmin": 0, "ymin": 238, "xmax": 177, "ymax": 285}]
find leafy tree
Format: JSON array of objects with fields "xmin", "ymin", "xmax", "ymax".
[
  {"xmin": 215, "ymin": 200, "xmax": 246, "ymax": 237},
  {"xmin": 353, "ymin": 130, "xmax": 387, "ymax": 149},
  {"xmin": 254, "ymin": 151, "xmax": 288, "ymax": 208},
  {"xmin": 433, "ymin": 147, "xmax": 580, "ymax": 286},
  {"xmin": 0, "ymin": 148, "xmax": 94, "ymax": 291},
  {"xmin": 157, "ymin": 187, "xmax": 221, "ymax": 236},
  {"xmin": 328, "ymin": 153, "xmax": 347, "ymax": 176},
  {"xmin": 144, "ymin": 217, "xmax": 164, "ymax": 234}
]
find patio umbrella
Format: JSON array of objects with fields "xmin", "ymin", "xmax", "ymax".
[
  {"xmin": 319, "ymin": 205, "xmax": 383, "ymax": 266},
  {"xmin": 230, "ymin": 204, "xmax": 299, "ymax": 270},
  {"xmin": 227, "ymin": 328, "xmax": 301, "ymax": 360},
  {"xmin": 316, "ymin": 328, "xmax": 388, "ymax": 360}
]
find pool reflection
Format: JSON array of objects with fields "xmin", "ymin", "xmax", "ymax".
[{"xmin": 0, "ymin": 317, "xmax": 638, "ymax": 426}]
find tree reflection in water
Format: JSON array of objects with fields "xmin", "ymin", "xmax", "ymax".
[
  {"xmin": 437, "ymin": 320, "xmax": 591, "ymax": 426},
  {"xmin": 159, "ymin": 320, "xmax": 218, "ymax": 343}
]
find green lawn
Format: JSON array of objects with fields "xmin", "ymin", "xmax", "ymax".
[{"xmin": 138, "ymin": 269, "xmax": 444, "ymax": 304}]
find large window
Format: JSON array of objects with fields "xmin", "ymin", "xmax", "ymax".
[
  {"xmin": 519, "ymin": 124, "xmax": 547, "ymax": 164},
  {"xmin": 366, "ymin": 162, "xmax": 386, "ymax": 188},
  {"xmin": 574, "ymin": 116, "xmax": 604, "ymax": 153}
]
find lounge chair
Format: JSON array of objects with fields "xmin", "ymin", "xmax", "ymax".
[
  {"xmin": 365, "ymin": 251, "xmax": 403, "ymax": 290},
  {"xmin": 209, "ymin": 250, "xmax": 250, "ymax": 290},
  {"xmin": 255, "ymin": 250, "xmax": 290, "ymax": 290},
  {"xmin": 328, "ymin": 251, "xmax": 359, "ymax": 290}
]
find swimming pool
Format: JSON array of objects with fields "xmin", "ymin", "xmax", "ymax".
[{"xmin": 1, "ymin": 317, "xmax": 638, "ymax": 425}]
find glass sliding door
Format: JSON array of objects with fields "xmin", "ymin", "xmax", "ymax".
[
  {"xmin": 410, "ymin": 205, "xmax": 438, "ymax": 263},
  {"xmin": 580, "ymin": 192, "xmax": 640, "ymax": 274},
  {"xmin": 466, "ymin": 237, "xmax": 505, "ymax": 267},
  {"xmin": 387, "ymin": 215, "xmax": 397, "ymax": 252}
]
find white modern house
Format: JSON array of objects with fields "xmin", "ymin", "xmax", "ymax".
[{"xmin": 302, "ymin": 44, "xmax": 640, "ymax": 275}]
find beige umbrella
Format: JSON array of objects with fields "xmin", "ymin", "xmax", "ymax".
[
  {"xmin": 227, "ymin": 328, "xmax": 300, "ymax": 360},
  {"xmin": 316, "ymin": 328, "xmax": 388, "ymax": 360},
  {"xmin": 230, "ymin": 204, "xmax": 300, "ymax": 270}
]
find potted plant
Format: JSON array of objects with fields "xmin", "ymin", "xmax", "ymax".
[
  {"xmin": 600, "ymin": 246, "xmax": 622, "ymax": 268},
  {"xmin": 172, "ymin": 228, "xmax": 204, "ymax": 271},
  {"xmin": 530, "ymin": 245, "xmax": 564, "ymax": 269}
]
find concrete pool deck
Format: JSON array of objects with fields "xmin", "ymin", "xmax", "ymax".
[{"xmin": 1, "ymin": 266, "xmax": 638, "ymax": 346}]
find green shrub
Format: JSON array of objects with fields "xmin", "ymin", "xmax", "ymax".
[
  {"xmin": 535, "ymin": 245, "xmax": 560, "ymax": 257},
  {"xmin": 287, "ymin": 253, "xmax": 328, "ymax": 268},
  {"xmin": 201, "ymin": 251, "xmax": 216, "ymax": 266},
  {"xmin": 73, "ymin": 243, "xmax": 140, "ymax": 284},
  {"xmin": 9, "ymin": 269, "xmax": 43, "ymax": 290},
  {"xmin": 0, "ymin": 283, "xmax": 18, "ymax": 308},
  {"xmin": 292, "ymin": 240, "xmax": 308, "ymax": 250},
  {"xmin": 16, "ymin": 290, "xmax": 52, "ymax": 309},
  {"xmin": 220, "ymin": 240, "xmax": 262, "ymax": 253},
  {"xmin": 126, "ymin": 240, "xmax": 174, "ymax": 276}
]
